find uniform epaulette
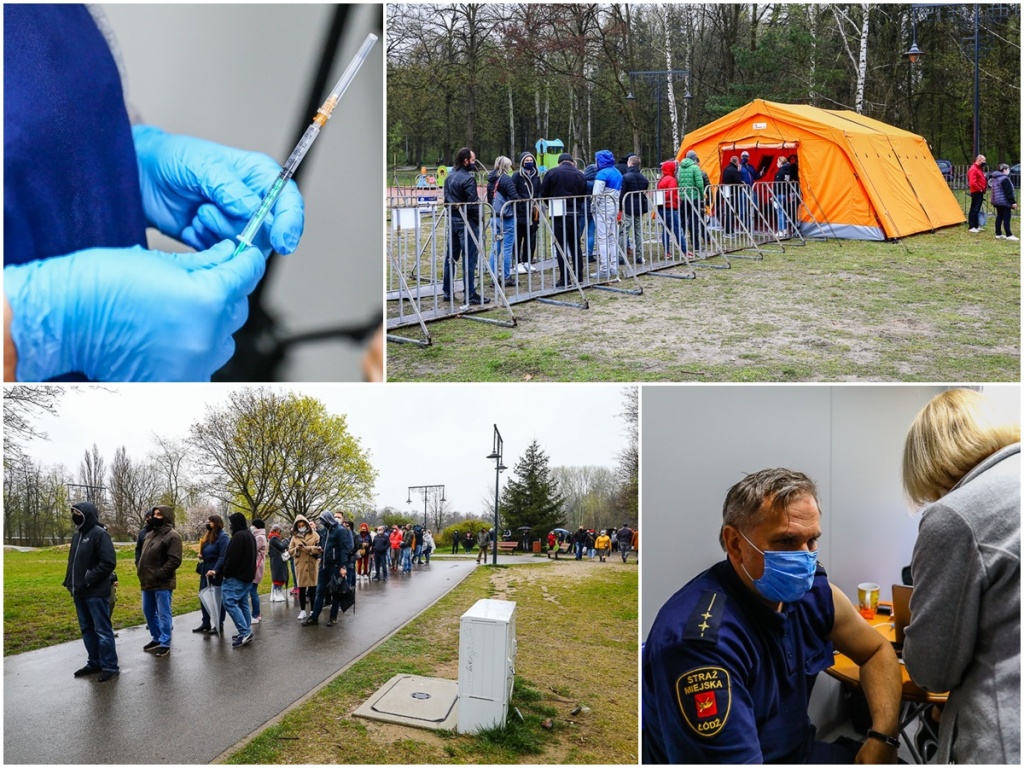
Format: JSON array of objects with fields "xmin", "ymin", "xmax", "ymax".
[{"xmin": 682, "ymin": 590, "xmax": 726, "ymax": 643}]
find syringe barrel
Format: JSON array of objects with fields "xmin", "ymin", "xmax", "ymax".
[{"xmin": 282, "ymin": 123, "xmax": 321, "ymax": 178}]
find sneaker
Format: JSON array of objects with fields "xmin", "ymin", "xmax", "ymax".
[
  {"xmin": 153, "ymin": 645, "xmax": 171, "ymax": 657},
  {"xmin": 467, "ymin": 295, "xmax": 491, "ymax": 305},
  {"xmin": 97, "ymin": 670, "xmax": 119, "ymax": 682},
  {"xmin": 1006, "ymin": 235, "xmax": 1019, "ymax": 241},
  {"xmin": 240, "ymin": 632, "xmax": 254, "ymax": 646},
  {"xmin": 516, "ymin": 263, "xmax": 529, "ymax": 274},
  {"xmin": 777, "ymin": 230, "xmax": 788, "ymax": 238},
  {"xmin": 251, "ymin": 615, "xmax": 261, "ymax": 624},
  {"xmin": 996, "ymin": 234, "xmax": 1006, "ymax": 239},
  {"xmin": 74, "ymin": 665, "xmax": 102, "ymax": 678},
  {"xmin": 326, "ymin": 619, "xmax": 337, "ymax": 627},
  {"xmin": 297, "ymin": 610, "xmax": 307, "ymax": 621},
  {"xmin": 231, "ymin": 636, "xmax": 245, "ymax": 648},
  {"xmin": 968, "ymin": 227, "xmax": 980, "ymax": 233},
  {"xmin": 301, "ymin": 617, "xmax": 319, "ymax": 626},
  {"xmin": 528, "ymin": 263, "xmax": 540, "ymax": 273},
  {"xmin": 634, "ymin": 256, "xmax": 644, "ymax": 264},
  {"xmin": 143, "ymin": 640, "xmax": 161, "ymax": 652}
]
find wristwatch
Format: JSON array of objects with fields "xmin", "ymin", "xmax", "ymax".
[{"xmin": 866, "ymin": 729, "xmax": 900, "ymax": 749}]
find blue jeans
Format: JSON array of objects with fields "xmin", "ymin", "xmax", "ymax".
[
  {"xmin": 74, "ymin": 595, "xmax": 119, "ymax": 672},
  {"xmin": 311, "ymin": 568, "xmax": 340, "ymax": 622},
  {"xmin": 414, "ymin": 543, "xmax": 424, "ymax": 564},
  {"xmin": 424, "ymin": 546, "xmax": 432, "ymax": 564},
  {"xmin": 488, "ymin": 216, "xmax": 515, "ymax": 280},
  {"xmin": 575, "ymin": 542, "xmax": 584, "ymax": 560},
  {"xmin": 401, "ymin": 547, "xmax": 412, "ymax": 572},
  {"xmin": 775, "ymin": 194, "xmax": 788, "ymax": 231},
  {"xmin": 585, "ymin": 213, "xmax": 596, "ymax": 257},
  {"xmin": 658, "ymin": 207, "xmax": 684, "ymax": 254},
  {"xmin": 443, "ymin": 222, "xmax": 480, "ymax": 299},
  {"xmin": 141, "ymin": 589, "xmax": 173, "ymax": 645},
  {"xmin": 222, "ymin": 577, "xmax": 252, "ymax": 638},
  {"xmin": 248, "ymin": 582, "xmax": 261, "ymax": 618}
]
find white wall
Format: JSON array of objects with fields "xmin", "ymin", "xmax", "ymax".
[
  {"xmin": 641, "ymin": 383, "xmax": 1020, "ymax": 729},
  {"xmin": 100, "ymin": 4, "xmax": 383, "ymax": 381}
]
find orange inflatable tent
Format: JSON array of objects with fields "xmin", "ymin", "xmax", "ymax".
[{"xmin": 677, "ymin": 99, "xmax": 965, "ymax": 240}]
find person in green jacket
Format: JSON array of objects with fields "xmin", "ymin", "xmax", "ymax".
[{"xmin": 676, "ymin": 151, "xmax": 706, "ymax": 253}]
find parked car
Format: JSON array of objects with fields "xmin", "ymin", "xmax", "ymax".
[
  {"xmin": 1010, "ymin": 163, "xmax": 1020, "ymax": 189},
  {"xmin": 935, "ymin": 159, "xmax": 953, "ymax": 182}
]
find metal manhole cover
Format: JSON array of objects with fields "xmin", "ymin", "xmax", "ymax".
[{"xmin": 411, "ymin": 692, "xmax": 431, "ymax": 700}]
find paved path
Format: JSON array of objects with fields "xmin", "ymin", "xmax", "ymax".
[{"xmin": 4, "ymin": 560, "xmax": 481, "ymax": 764}]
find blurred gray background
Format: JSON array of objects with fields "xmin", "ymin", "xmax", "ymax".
[{"xmin": 101, "ymin": 4, "xmax": 383, "ymax": 381}]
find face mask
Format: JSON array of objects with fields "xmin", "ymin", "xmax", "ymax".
[
  {"xmin": 150, "ymin": 517, "xmax": 165, "ymax": 529},
  {"xmin": 738, "ymin": 530, "xmax": 817, "ymax": 603},
  {"xmin": 206, "ymin": 523, "xmax": 214, "ymax": 530},
  {"xmin": 298, "ymin": 526, "xmax": 308, "ymax": 533},
  {"xmin": 72, "ymin": 512, "xmax": 84, "ymax": 528},
  {"xmin": 524, "ymin": 162, "xmax": 536, "ymax": 172}
]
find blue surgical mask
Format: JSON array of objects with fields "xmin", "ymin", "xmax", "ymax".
[{"xmin": 739, "ymin": 530, "xmax": 818, "ymax": 603}]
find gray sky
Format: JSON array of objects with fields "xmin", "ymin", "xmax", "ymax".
[{"xmin": 17, "ymin": 384, "xmax": 632, "ymax": 519}]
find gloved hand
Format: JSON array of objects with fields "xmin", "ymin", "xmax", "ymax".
[
  {"xmin": 132, "ymin": 125, "xmax": 305, "ymax": 256},
  {"xmin": 4, "ymin": 240, "xmax": 264, "ymax": 381}
]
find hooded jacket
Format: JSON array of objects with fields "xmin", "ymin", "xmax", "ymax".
[
  {"xmin": 137, "ymin": 505, "xmax": 182, "ymax": 591},
  {"xmin": 316, "ymin": 511, "xmax": 353, "ymax": 572},
  {"xmin": 511, "ymin": 152, "xmax": 540, "ymax": 220},
  {"xmin": 991, "ymin": 170, "xmax": 1016, "ymax": 208},
  {"xmin": 252, "ymin": 525, "xmax": 268, "ymax": 584},
  {"xmin": 594, "ymin": 150, "xmax": 623, "ymax": 194},
  {"xmin": 621, "ymin": 164, "xmax": 650, "ymax": 215},
  {"xmin": 288, "ymin": 514, "xmax": 320, "ymax": 587},
  {"xmin": 221, "ymin": 512, "xmax": 257, "ymax": 583},
  {"xmin": 657, "ymin": 161, "xmax": 680, "ymax": 210},
  {"xmin": 63, "ymin": 501, "xmax": 116, "ymax": 599},
  {"xmin": 676, "ymin": 157, "xmax": 705, "ymax": 202}
]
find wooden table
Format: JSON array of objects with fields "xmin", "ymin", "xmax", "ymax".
[{"xmin": 825, "ymin": 616, "xmax": 947, "ymax": 763}]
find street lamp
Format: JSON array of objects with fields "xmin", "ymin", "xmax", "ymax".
[
  {"xmin": 406, "ymin": 484, "xmax": 446, "ymax": 529},
  {"xmin": 626, "ymin": 69, "xmax": 691, "ymax": 162},
  {"xmin": 486, "ymin": 424, "xmax": 506, "ymax": 566}
]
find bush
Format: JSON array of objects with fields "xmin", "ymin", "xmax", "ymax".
[{"xmin": 439, "ymin": 519, "xmax": 494, "ymax": 549}]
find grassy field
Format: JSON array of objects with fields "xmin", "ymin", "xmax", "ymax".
[
  {"xmin": 387, "ymin": 226, "xmax": 1020, "ymax": 382},
  {"xmin": 2, "ymin": 544, "xmax": 274, "ymax": 656},
  {"xmin": 227, "ymin": 560, "xmax": 638, "ymax": 765}
]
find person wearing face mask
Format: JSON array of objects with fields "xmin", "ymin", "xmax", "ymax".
[
  {"xmin": 642, "ymin": 468, "xmax": 902, "ymax": 764},
  {"xmin": 288, "ymin": 514, "xmax": 321, "ymax": 621},
  {"xmin": 136, "ymin": 505, "xmax": 182, "ymax": 658},
  {"xmin": 193, "ymin": 514, "xmax": 229, "ymax": 635},
  {"xmin": 511, "ymin": 152, "xmax": 541, "ymax": 274},
  {"xmin": 64, "ymin": 501, "xmax": 119, "ymax": 681},
  {"xmin": 371, "ymin": 526, "xmax": 391, "ymax": 581}
]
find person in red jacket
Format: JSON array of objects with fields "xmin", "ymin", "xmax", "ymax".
[
  {"xmin": 967, "ymin": 154, "xmax": 988, "ymax": 232},
  {"xmin": 656, "ymin": 161, "xmax": 687, "ymax": 258}
]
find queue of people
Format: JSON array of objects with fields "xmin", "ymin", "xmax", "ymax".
[{"xmin": 545, "ymin": 524, "xmax": 638, "ymax": 562}]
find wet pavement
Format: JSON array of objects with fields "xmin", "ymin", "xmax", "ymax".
[{"xmin": 4, "ymin": 560, "xmax": 479, "ymax": 764}]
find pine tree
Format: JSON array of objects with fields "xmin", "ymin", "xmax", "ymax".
[{"xmin": 500, "ymin": 440, "xmax": 566, "ymax": 534}]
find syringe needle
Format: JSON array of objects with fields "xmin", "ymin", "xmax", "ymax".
[{"xmin": 232, "ymin": 32, "xmax": 379, "ymax": 258}]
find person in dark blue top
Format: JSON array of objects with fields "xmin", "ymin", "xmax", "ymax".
[
  {"xmin": 3, "ymin": 5, "xmax": 305, "ymax": 382},
  {"xmin": 643, "ymin": 468, "xmax": 902, "ymax": 764}
]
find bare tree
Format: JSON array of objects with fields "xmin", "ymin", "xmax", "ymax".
[
  {"xmin": 109, "ymin": 446, "xmax": 160, "ymax": 538},
  {"xmin": 3, "ymin": 385, "xmax": 64, "ymax": 459},
  {"xmin": 77, "ymin": 444, "xmax": 107, "ymax": 510},
  {"xmin": 150, "ymin": 434, "xmax": 191, "ymax": 510}
]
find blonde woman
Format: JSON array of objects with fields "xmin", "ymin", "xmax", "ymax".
[
  {"xmin": 485, "ymin": 155, "xmax": 519, "ymax": 286},
  {"xmin": 901, "ymin": 389, "xmax": 1020, "ymax": 764},
  {"xmin": 288, "ymin": 515, "xmax": 321, "ymax": 621}
]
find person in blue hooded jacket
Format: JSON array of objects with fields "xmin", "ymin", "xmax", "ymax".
[
  {"xmin": 592, "ymin": 150, "xmax": 623, "ymax": 280},
  {"xmin": 643, "ymin": 468, "xmax": 902, "ymax": 764},
  {"xmin": 3, "ymin": 5, "xmax": 305, "ymax": 383}
]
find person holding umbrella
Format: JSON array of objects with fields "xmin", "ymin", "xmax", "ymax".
[{"xmin": 193, "ymin": 514, "xmax": 228, "ymax": 635}]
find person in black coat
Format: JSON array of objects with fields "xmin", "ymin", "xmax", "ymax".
[
  {"xmin": 511, "ymin": 152, "xmax": 541, "ymax": 272},
  {"xmin": 65, "ymin": 501, "xmax": 119, "ymax": 680},
  {"xmin": 372, "ymin": 526, "xmax": 391, "ymax": 581},
  {"xmin": 540, "ymin": 153, "xmax": 587, "ymax": 287},
  {"xmin": 303, "ymin": 510, "xmax": 353, "ymax": 627},
  {"xmin": 218, "ymin": 512, "xmax": 257, "ymax": 647},
  {"xmin": 720, "ymin": 156, "xmax": 744, "ymax": 234},
  {"xmin": 442, "ymin": 147, "xmax": 488, "ymax": 305},
  {"xmin": 134, "ymin": 508, "xmax": 153, "ymax": 568},
  {"xmin": 620, "ymin": 156, "xmax": 649, "ymax": 263}
]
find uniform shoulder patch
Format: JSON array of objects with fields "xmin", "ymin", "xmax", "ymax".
[
  {"xmin": 675, "ymin": 665, "xmax": 731, "ymax": 738},
  {"xmin": 682, "ymin": 590, "xmax": 726, "ymax": 643}
]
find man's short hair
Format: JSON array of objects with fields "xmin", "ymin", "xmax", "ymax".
[
  {"xmin": 628, "ymin": 155, "xmax": 641, "ymax": 167},
  {"xmin": 903, "ymin": 389, "xmax": 1020, "ymax": 506},
  {"xmin": 998, "ymin": 163, "xmax": 1010, "ymax": 172},
  {"xmin": 719, "ymin": 468, "xmax": 820, "ymax": 550},
  {"xmin": 730, "ymin": 156, "xmax": 739, "ymax": 166},
  {"xmin": 454, "ymin": 147, "xmax": 474, "ymax": 168}
]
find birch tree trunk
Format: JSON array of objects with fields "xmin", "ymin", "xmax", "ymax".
[
  {"xmin": 808, "ymin": 5, "xmax": 818, "ymax": 105},
  {"xmin": 662, "ymin": 5, "xmax": 680, "ymax": 151},
  {"xmin": 508, "ymin": 81, "xmax": 515, "ymax": 158},
  {"xmin": 855, "ymin": 4, "xmax": 870, "ymax": 114}
]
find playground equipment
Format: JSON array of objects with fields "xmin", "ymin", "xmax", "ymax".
[{"xmin": 535, "ymin": 138, "xmax": 565, "ymax": 172}]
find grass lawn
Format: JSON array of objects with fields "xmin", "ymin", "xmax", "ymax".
[
  {"xmin": 3, "ymin": 544, "xmax": 275, "ymax": 656},
  {"xmin": 227, "ymin": 560, "xmax": 638, "ymax": 764},
  {"xmin": 386, "ymin": 225, "xmax": 1020, "ymax": 382}
]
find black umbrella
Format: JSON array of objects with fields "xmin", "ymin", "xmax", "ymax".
[{"xmin": 516, "ymin": 526, "xmax": 532, "ymax": 532}]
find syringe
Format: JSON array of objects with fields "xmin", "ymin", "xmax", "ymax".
[{"xmin": 232, "ymin": 32, "xmax": 379, "ymax": 257}]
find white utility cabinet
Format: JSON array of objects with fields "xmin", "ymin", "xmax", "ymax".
[{"xmin": 457, "ymin": 598, "xmax": 517, "ymax": 734}]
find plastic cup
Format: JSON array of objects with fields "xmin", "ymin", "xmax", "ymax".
[{"xmin": 857, "ymin": 582, "xmax": 880, "ymax": 619}]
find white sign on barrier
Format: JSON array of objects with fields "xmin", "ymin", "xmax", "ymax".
[
  {"xmin": 655, "ymin": 190, "xmax": 667, "ymax": 206},
  {"xmin": 548, "ymin": 199, "xmax": 566, "ymax": 217},
  {"xmin": 392, "ymin": 207, "xmax": 419, "ymax": 230}
]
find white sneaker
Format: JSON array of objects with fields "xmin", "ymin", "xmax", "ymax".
[
  {"xmin": 297, "ymin": 610, "xmax": 307, "ymax": 621},
  {"xmin": 1007, "ymin": 235, "xmax": 1019, "ymax": 241},
  {"xmin": 251, "ymin": 615, "xmax": 261, "ymax": 624},
  {"xmin": 528, "ymin": 263, "xmax": 539, "ymax": 272},
  {"xmin": 777, "ymin": 230, "xmax": 788, "ymax": 238},
  {"xmin": 968, "ymin": 227, "xmax": 980, "ymax": 233},
  {"xmin": 516, "ymin": 263, "xmax": 528, "ymax": 274},
  {"xmin": 996, "ymin": 234, "xmax": 1006, "ymax": 239}
]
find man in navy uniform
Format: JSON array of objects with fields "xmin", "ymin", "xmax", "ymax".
[{"xmin": 643, "ymin": 468, "xmax": 902, "ymax": 763}]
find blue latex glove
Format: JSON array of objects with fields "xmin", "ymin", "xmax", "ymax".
[
  {"xmin": 132, "ymin": 125, "xmax": 305, "ymax": 256},
  {"xmin": 4, "ymin": 241, "xmax": 264, "ymax": 381}
]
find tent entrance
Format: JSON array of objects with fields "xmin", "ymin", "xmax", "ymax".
[{"xmin": 718, "ymin": 141, "xmax": 800, "ymax": 183}]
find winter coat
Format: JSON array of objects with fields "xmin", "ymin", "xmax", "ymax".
[
  {"xmin": 389, "ymin": 528, "xmax": 403, "ymax": 550},
  {"xmin": 136, "ymin": 505, "xmax": 183, "ymax": 591},
  {"xmin": 356, "ymin": 530, "xmax": 373, "ymax": 559},
  {"xmin": 773, "ymin": 161, "xmax": 793, "ymax": 194},
  {"xmin": 288, "ymin": 515, "xmax": 321, "ymax": 588},
  {"xmin": 739, "ymin": 158, "xmax": 759, "ymax": 185},
  {"xmin": 486, "ymin": 171, "xmax": 520, "ymax": 216},
  {"xmin": 676, "ymin": 158, "xmax": 705, "ymax": 202},
  {"xmin": 594, "ymin": 150, "xmax": 623, "ymax": 193},
  {"xmin": 423, "ymin": 531, "xmax": 435, "ymax": 552},
  {"xmin": 721, "ymin": 162, "xmax": 743, "ymax": 187},
  {"xmin": 657, "ymin": 161, "xmax": 680, "ymax": 210},
  {"xmin": 477, "ymin": 529, "xmax": 491, "ymax": 548},
  {"xmin": 199, "ymin": 528, "xmax": 230, "ymax": 586},
  {"xmin": 63, "ymin": 502, "xmax": 116, "ymax": 599},
  {"xmin": 267, "ymin": 532, "xmax": 290, "ymax": 583},
  {"xmin": 595, "ymin": 533, "xmax": 611, "ymax": 552},
  {"xmin": 968, "ymin": 162, "xmax": 988, "ymax": 194},
  {"xmin": 617, "ymin": 526, "xmax": 634, "ymax": 547},
  {"xmin": 443, "ymin": 163, "xmax": 481, "ymax": 225},
  {"xmin": 991, "ymin": 171, "xmax": 1016, "ymax": 208},
  {"xmin": 511, "ymin": 154, "xmax": 540, "ymax": 221},
  {"xmin": 621, "ymin": 166, "xmax": 650, "ymax": 215},
  {"xmin": 252, "ymin": 527, "xmax": 268, "ymax": 584},
  {"xmin": 221, "ymin": 513, "xmax": 256, "ymax": 583},
  {"xmin": 401, "ymin": 528, "xmax": 414, "ymax": 549},
  {"xmin": 904, "ymin": 444, "xmax": 1020, "ymax": 764},
  {"xmin": 317, "ymin": 517, "xmax": 353, "ymax": 573},
  {"xmin": 372, "ymin": 532, "xmax": 391, "ymax": 555},
  {"xmin": 539, "ymin": 160, "xmax": 587, "ymax": 210},
  {"xmin": 134, "ymin": 525, "xmax": 148, "ymax": 568}
]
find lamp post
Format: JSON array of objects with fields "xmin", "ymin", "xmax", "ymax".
[
  {"xmin": 626, "ymin": 69, "xmax": 692, "ymax": 162},
  {"xmin": 406, "ymin": 484, "xmax": 445, "ymax": 529},
  {"xmin": 485, "ymin": 424, "xmax": 506, "ymax": 566}
]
